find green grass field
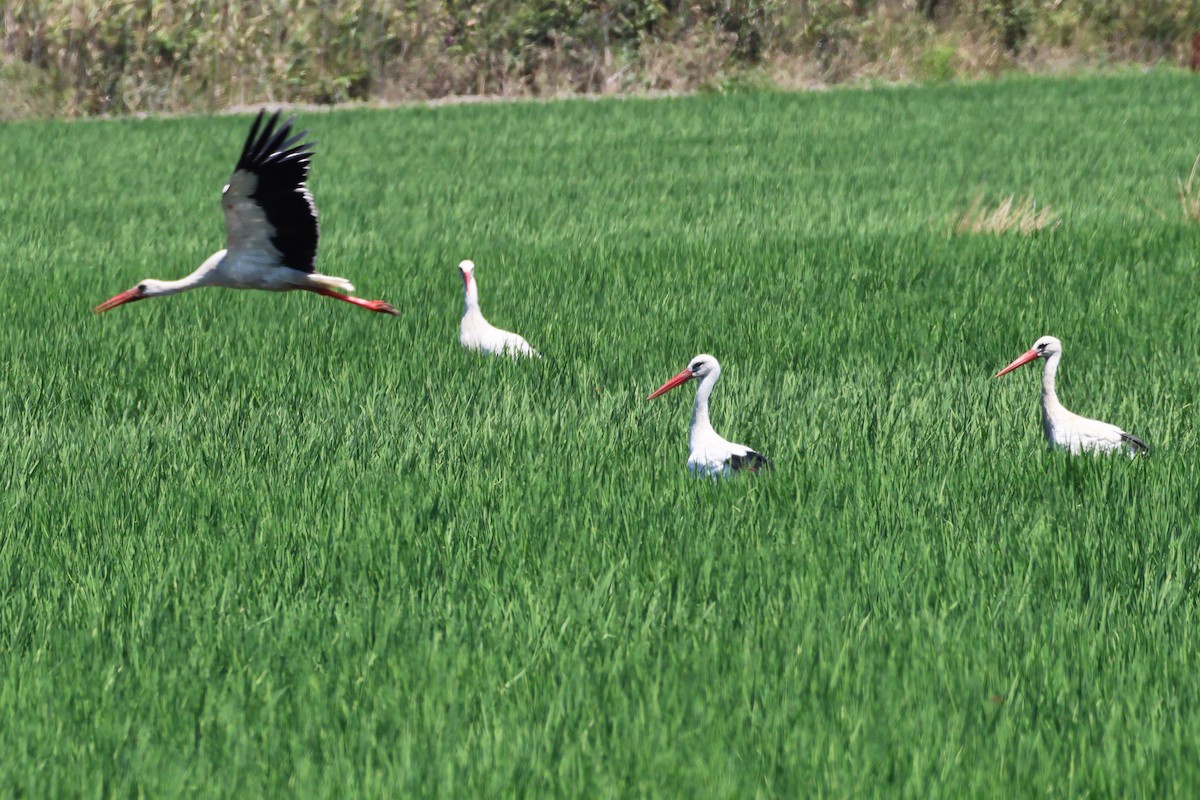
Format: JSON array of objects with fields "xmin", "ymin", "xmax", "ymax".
[{"xmin": 4, "ymin": 72, "xmax": 1200, "ymax": 796}]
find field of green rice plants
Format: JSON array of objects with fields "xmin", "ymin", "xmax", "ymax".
[{"xmin": 3, "ymin": 72, "xmax": 1200, "ymax": 796}]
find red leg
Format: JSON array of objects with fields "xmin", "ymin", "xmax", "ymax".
[{"xmin": 307, "ymin": 287, "xmax": 399, "ymax": 316}]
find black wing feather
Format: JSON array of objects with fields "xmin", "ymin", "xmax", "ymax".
[
  {"xmin": 234, "ymin": 110, "xmax": 320, "ymax": 272},
  {"xmin": 728, "ymin": 450, "xmax": 774, "ymax": 472},
  {"xmin": 239, "ymin": 112, "xmax": 266, "ymax": 161},
  {"xmin": 1120, "ymin": 432, "xmax": 1149, "ymax": 455}
]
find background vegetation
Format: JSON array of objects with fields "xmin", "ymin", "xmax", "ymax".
[
  {"xmin": 2, "ymin": 0, "xmax": 1199, "ymax": 118},
  {"xmin": 3, "ymin": 72, "xmax": 1200, "ymax": 795}
]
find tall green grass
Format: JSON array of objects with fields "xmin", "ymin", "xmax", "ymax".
[{"xmin": 3, "ymin": 73, "xmax": 1200, "ymax": 796}]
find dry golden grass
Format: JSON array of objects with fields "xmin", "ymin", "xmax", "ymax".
[
  {"xmin": 2, "ymin": 0, "xmax": 1198, "ymax": 117},
  {"xmin": 954, "ymin": 193, "xmax": 1059, "ymax": 235},
  {"xmin": 0, "ymin": 55, "xmax": 57, "ymax": 120},
  {"xmin": 1176, "ymin": 153, "xmax": 1200, "ymax": 222}
]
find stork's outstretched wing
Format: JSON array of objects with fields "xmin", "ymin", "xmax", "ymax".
[{"xmin": 221, "ymin": 110, "xmax": 319, "ymax": 271}]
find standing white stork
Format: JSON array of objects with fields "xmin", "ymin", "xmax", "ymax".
[
  {"xmin": 458, "ymin": 259, "xmax": 539, "ymax": 358},
  {"xmin": 995, "ymin": 335, "xmax": 1148, "ymax": 456},
  {"xmin": 94, "ymin": 110, "xmax": 398, "ymax": 316},
  {"xmin": 647, "ymin": 354, "xmax": 773, "ymax": 477}
]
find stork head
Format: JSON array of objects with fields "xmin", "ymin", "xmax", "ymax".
[
  {"xmin": 93, "ymin": 281, "xmax": 152, "ymax": 313},
  {"xmin": 995, "ymin": 335, "xmax": 1061, "ymax": 378},
  {"xmin": 458, "ymin": 259, "xmax": 476, "ymax": 289},
  {"xmin": 687, "ymin": 354, "xmax": 720, "ymax": 379},
  {"xmin": 94, "ymin": 279, "xmax": 186, "ymax": 313},
  {"xmin": 647, "ymin": 354, "xmax": 721, "ymax": 400}
]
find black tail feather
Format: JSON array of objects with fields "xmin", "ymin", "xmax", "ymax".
[
  {"xmin": 728, "ymin": 450, "xmax": 774, "ymax": 472},
  {"xmin": 1121, "ymin": 431, "xmax": 1149, "ymax": 455}
]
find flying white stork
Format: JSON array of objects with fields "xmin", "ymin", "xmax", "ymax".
[
  {"xmin": 94, "ymin": 110, "xmax": 398, "ymax": 316},
  {"xmin": 458, "ymin": 259, "xmax": 539, "ymax": 358},
  {"xmin": 647, "ymin": 354, "xmax": 773, "ymax": 477},
  {"xmin": 995, "ymin": 335, "xmax": 1148, "ymax": 456}
]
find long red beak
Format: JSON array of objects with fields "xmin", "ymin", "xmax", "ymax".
[
  {"xmin": 647, "ymin": 368, "xmax": 694, "ymax": 400},
  {"xmin": 995, "ymin": 348, "xmax": 1040, "ymax": 378},
  {"xmin": 93, "ymin": 288, "xmax": 142, "ymax": 314}
]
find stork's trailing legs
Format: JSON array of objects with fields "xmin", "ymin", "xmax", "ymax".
[{"xmin": 307, "ymin": 287, "xmax": 399, "ymax": 315}]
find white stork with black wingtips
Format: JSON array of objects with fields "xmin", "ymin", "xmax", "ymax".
[
  {"xmin": 94, "ymin": 110, "xmax": 398, "ymax": 316},
  {"xmin": 458, "ymin": 259, "xmax": 539, "ymax": 358},
  {"xmin": 994, "ymin": 335, "xmax": 1148, "ymax": 456},
  {"xmin": 647, "ymin": 354, "xmax": 773, "ymax": 477}
]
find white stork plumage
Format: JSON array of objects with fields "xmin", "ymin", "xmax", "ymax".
[
  {"xmin": 458, "ymin": 259, "xmax": 539, "ymax": 358},
  {"xmin": 647, "ymin": 354, "xmax": 773, "ymax": 477},
  {"xmin": 94, "ymin": 110, "xmax": 398, "ymax": 316},
  {"xmin": 995, "ymin": 335, "xmax": 1148, "ymax": 456}
]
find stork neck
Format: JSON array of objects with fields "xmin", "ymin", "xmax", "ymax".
[
  {"xmin": 157, "ymin": 272, "xmax": 208, "ymax": 296},
  {"xmin": 463, "ymin": 275, "xmax": 480, "ymax": 314},
  {"xmin": 148, "ymin": 251, "xmax": 224, "ymax": 297},
  {"xmin": 689, "ymin": 369, "xmax": 720, "ymax": 446},
  {"xmin": 1040, "ymin": 351, "xmax": 1064, "ymax": 412}
]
